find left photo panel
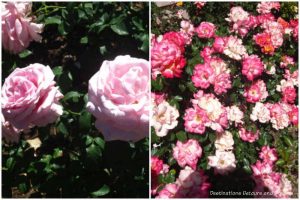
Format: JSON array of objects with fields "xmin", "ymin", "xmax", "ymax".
[{"xmin": 1, "ymin": 2, "xmax": 149, "ymax": 198}]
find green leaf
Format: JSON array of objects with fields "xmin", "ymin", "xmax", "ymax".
[
  {"xmin": 85, "ymin": 135, "xmax": 93, "ymax": 146},
  {"xmin": 53, "ymin": 148, "xmax": 63, "ymax": 159},
  {"xmin": 94, "ymin": 137, "xmax": 105, "ymax": 149},
  {"xmin": 86, "ymin": 143, "xmax": 102, "ymax": 161},
  {"xmin": 176, "ymin": 131, "xmax": 187, "ymax": 142},
  {"xmin": 57, "ymin": 121, "xmax": 68, "ymax": 135},
  {"xmin": 6, "ymin": 157, "xmax": 16, "ymax": 171},
  {"xmin": 18, "ymin": 49, "xmax": 32, "ymax": 58},
  {"xmin": 80, "ymin": 36, "xmax": 88, "ymax": 44},
  {"xmin": 45, "ymin": 16, "xmax": 62, "ymax": 25},
  {"xmin": 18, "ymin": 183, "xmax": 28, "ymax": 193},
  {"xmin": 91, "ymin": 185, "xmax": 110, "ymax": 197},
  {"xmin": 52, "ymin": 66, "xmax": 63, "ymax": 77},
  {"xmin": 110, "ymin": 22, "xmax": 129, "ymax": 35},
  {"xmin": 79, "ymin": 111, "xmax": 91, "ymax": 131},
  {"xmin": 63, "ymin": 91, "xmax": 81, "ymax": 102},
  {"xmin": 99, "ymin": 45, "xmax": 107, "ymax": 55}
]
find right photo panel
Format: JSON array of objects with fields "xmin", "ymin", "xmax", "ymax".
[{"xmin": 151, "ymin": 1, "xmax": 298, "ymax": 198}]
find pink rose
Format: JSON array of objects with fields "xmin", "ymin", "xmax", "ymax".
[
  {"xmin": 173, "ymin": 139, "xmax": 202, "ymax": 170},
  {"xmin": 242, "ymin": 55, "xmax": 264, "ymax": 81},
  {"xmin": 243, "ymin": 80, "xmax": 268, "ymax": 103},
  {"xmin": 1, "ymin": 113, "xmax": 21, "ymax": 143},
  {"xmin": 238, "ymin": 127, "xmax": 259, "ymax": 143},
  {"xmin": 259, "ymin": 146, "xmax": 278, "ymax": 165},
  {"xmin": 195, "ymin": 22, "xmax": 216, "ymax": 38},
  {"xmin": 184, "ymin": 105, "xmax": 208, "ymax": 134},
  {"xmin": 2, "ymin": 63, "xmax": 63, "ymax": 130},
  {"xmin": 192, "ymin": 63, "xmax": 214, "ymax": 89},
  {"xmin": 200, "ymin": 46, "xmax": 215, "ymax": 62},
  {"xmin": 251, "ymin": 160, "xmax": 273, "ymax": 176},
  {"xmin": 87, "ymin": 55, "xmax": 149, "ymax": 142},
  {"xmin": 282, "ymin": 86, "xmax": 296, "ymax": 104},
  {"xmin": 213, "ymin": 37, "xmax": 225, "ymax": 53},
  {"xmin": 2, "ymin": 2, "xmax": 44, "ymax": 54}
]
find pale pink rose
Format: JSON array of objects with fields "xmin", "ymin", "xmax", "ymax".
[
  {"xmin": 176, "ymin": 166, "xmax": 211, "ymax": 198},
  {"xmin": 226, "ymin": 105, "xmax": 244, "ymax": 125},
  {"xmin": 226, "ymin": 6, "xmax": 249, "ymax": 23},
  {"xmin": 250, "ymin": 102, "xmax": 271, "ymax": 123},
  {"xmin": 276, "ymin": 174, "xmax": 293, "ymax": 198},
  {"xmin": 87, "ymin": 55, "xmax": 149, "ymax": 142},
  {"xmin": 213, "ymin": 37, "xmax": 226, "ymax": 53},
  {"xmin": 2, "ymin": 2, "xmax": 44, "ymax": 54},
  {"xmin": 184, "ymin": 105, "xmax": 208, "ymax": 134},
  {"xmin": 1, "ymin": 113, "xmax": 21, "ymax": 143},
  {"xmin": 268, "ymin": 103, "xmax": 290, "ymax": 130},
  {"xmin": 223, "ymin": 36, "xmax": 247, "ymax": 60},
  {"xmin": 243, "ymin": 80, "xmax": 268, "ymax": 103},
  {"xmin": 200, "ymin": 46, "xmax": 215, "ymax": 62},
  {"xmin": 251, "ymin": 160, "xmax": 273, "ymax": 176},
  {"xmin": 173, "ymin": 139, "xmax": 202, "ymax": 170},
  {"xmin": 156, "ymin": 183, "xmax": 179, "ymax": 198},
  {"xmin": 209, "ymin": 58, "xmax": 230, "ymax": 76},
  {"xmin": 214, "ymin": 131, "xmax": 234, "ymax": 151},
  {"xmin": 2, "ymin": 63, "xmax": 63, "ymax": 130},
  {"xmin": 280, "ymin": 55, "xmax": 295, "ymax": 68},
  {"xmin": 213, "ymin": 73, "xmax": 231, "ymax": 95},
  {"xmin": 192, "ymin": 63, "xmax": 214, "ymax": 89},
  {"xmin": 257, "ymin": 2, "xmax": 280, "ymax": 14},
  {"xmin": 180, "ymin": 20, "xmax": 194, "ymax": 36},
  {"xmin": 259, "ymin": 146, "xmax": 278, "ymax": 165},
  {"xmin": 284, "ymin": 69, "xmax": 298, "ymax": 86},
  {"xmin": 242, "ymin": 55, "xmax": 264, "ymax": 81},
  {"xmin": 151, "ymin": 38, "xmax": 186, "ymax": 78},
  {"xmin": 195, "ymin": 22, "xmax": 216, "ymax": 38},
  {"xmin": 208, "ymin": 150, "xmax": 236, "ymax": 175},
  {"xmin": 152, "ymin": 100, "xmax": 179, "ymax": 137},
  {"xmin": 238, "ymin": 127, "xmax": 259, "ymax": 143}
]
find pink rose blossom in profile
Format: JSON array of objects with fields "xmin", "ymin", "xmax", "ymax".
[
  {"xmin": 87, "ymin": 55, "xmax": 149, "ymax": 142},
  {"xmin": 151, "ymin": 156, "xmax": 163, "ymax": 175},
  {"xmin": 288, "ymin": 105, "xmax": 298, "ymax": 126},
  {"xmin": 173, "ymin": 139, "xmax": 202, "ymax": 170},
  {"xmin": 238, "ymin": 127, "xmax": 259, "ymax": 143},
  {"xmin": 290, "ymin": 19, "xmax": 298, "ymax": 41},
  {"xmin": 191, "ymin": 63, "xmax": 214, "ymax": 89},
  {"xmin": 242, "ymin": 55, "xmax": 264, "ymax": 81},
  {"xmin": 280, "ymin": 55, "xmax": 295, "ymax": 68},
  {"xmin": 243, "ymin": 80, "xmax": 268, "ymax": 103},
  {"xmin": 213, "ymin": 37, "xmax": 226, "ymax": 53},
  {"xmin": 195, "ymin": 22, "xmax": 216, "ymax": 38},
  {"xmin": 151, "ymin": 37, "xmax": 186, "ymax": 78},
  {"xmin": 223, "ymin": 35, "xmax": 247, "ymax": 60},
  {"xmin": 250, "ymin": 102, "xmax": 271, "ymax": 123},
  {"xmin": 152, "ymin": 100, "xmax": 179, "ymax": 137},
  {"xmin": 184, "ymin": 105, "xmax": 208, "ymax": 134},
  {"xmin": 257, "ymin": 2, "xmax": 280, "ymax": 14},
  {"xmin": 208, "ymin": 150, "xmax": 236, "ymax": 175},
  {"xmin": 2, "ymin": 63, "xmax": 63, "ymax": 130},
  {"xmin": 2, "ymin": 2, "xmax": 44, "ymax": 54},
  {"xmin": 259, "ymin": 146, "xmax": 278, "ymax": 165}
]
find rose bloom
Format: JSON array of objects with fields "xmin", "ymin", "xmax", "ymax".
[
  {"xmin": 250, "ymin": 102, "xmax": 271, "ymax": 123},
  {"xmin": 280, "ymin": 55, "xmax": 295, "ymax": 68},
  {"xmin": 1, "ymin": 113, "xmax": 21, "ymax": 143},
  {"xmin": 2, "ymin": 63, "xmax": 63, "ymax": 130},
  {"xmin": 200, "ymin": 46, "xmax": 215, "ymax": 62},
  {"xmin": 194, "ymin": 2, "xmax": 206, "ymax": 10},
  {"xmin": 259, "ymin": 146, "xmax": 278, "ymax": 165},
  {"xmin": 213, "ymin": 37, "xmax": 226, "ymax": 53},
  {"xmin": 257, "ymin": 13, "xmax": 276, "ymax": 25},
  {"xmin": 195, "ymin": 22, "xmax": 216, "ymax": 38},
  {"xmin": 226, "ymin": 6, "xmax": 249, "ymax": 23},
  {"xmin": 87, "ymin": 55, "xmax": 149, "ymax": 142},
  {"xmin": 184, "ymin": 105, "xmax": 208, "ymax": 134},
  {"xmin": 251, "ymin": 160, "xmax": 273, "ymax": 176},
  {"xmin": 173, "ymin": 139, "xmax": 202, "ymax": 170},
  {"xmin": 213, "ymin": 73, "xmax": 232, "ymax": 95},
  {"xmin": 282, "ymin": 86, "xmax": 296, "ymax": 104},
  {"xmin": 192, "ymin": 63, "xmax": 214, "ymax": 89},
  {"xmin": 2, "ymin": 2, "xmax": 44, "ymax": 54},
  {"xmin": 288, "ymin": 105, "xmax": 298, "ymax": 126},
  {"xmin": 152, "ymin": 100, "xmax": 179, "ymax": 137},
  {"xmin": 156, "ymin": 183, "xmax": 179, "ymax": 198},
  {"xmin": 242, "ymin": 55, "xmax": 264, "ymax": 81},
  {"xmin": 257, "ymin": 2, "xmax": 280, "ymax": 14},
  {"xmin": 151, "ymin": 156, "xmax": 163, "ymax": 175},
  {"xmin": 176, "ymin": 166, "xmax": 211, "ymax": 198},
  {"xmin": 214, "ymin": 131, "xmax": 234, "ymax": 151},
  {"xmin": 284, "ymin": 68, "xmax": 298, "ymax": 86},
  {"xmin": 226, "ymin": 105, "xmax": 244, "ymax": 125},
  {"xmin": 268, "ymin": 103, "xmax": 290, "ymax": 130},
  {"xmin": 151, "ymin": 38, "xmax": 186, "ymax": 78},
  {"xmin": 238, "ymin": 127, "xmax": 259, "ymax": 143},
  {"xmin": 223, "ymin": 35, "xmax": 247, "ymax": 60},
  {"xmin": 243, "ymin": 80, "xmax": 268, "ymax": 103},
  {"xmin": 208, "ymin": 150, "xmax": 236, "ymax": 175},
  {"xmin": 163, "ymin": 31, "xmax": 186, "ymax": 51}
]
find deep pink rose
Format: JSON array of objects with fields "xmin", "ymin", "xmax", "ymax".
[
  {"xmin": 87, "ymin": 55, "xmax": 149, "ymax": 142},
  {"xmin": 2, "ymin": 63, "xmax": 63, "ymax": 130},
  {"xmin": 2, "ymin": 2, "xmax": 44, "ymax": 54},
  {"xmin": 213, "ymin": 37, "xmax": 225, "ymax": 53},
  {"xmin": 195, "ymin": 22, "xmax": 216, "ymax": 38}
]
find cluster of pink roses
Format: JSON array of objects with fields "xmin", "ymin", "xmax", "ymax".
[{"xmin": 251, "ymin": 146, "xmax": 293, "ymax": 198}]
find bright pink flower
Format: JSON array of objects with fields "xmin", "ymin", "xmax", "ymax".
[
  {"xmin": 2, "ymin": 63, "xmax": 63, "ymax": 130},
  {"xmin": 284, "ymin": 69, "xmax": 298, "ymax": 86},
  {"xmin": 194, "ymin": 2, "xmax": 206, "ymax": 10},
  {"xmin": 213, "ymin": 37, "xmax": 226, "ymax": 53},
  {"xmin": 213, "ymin": 73, "xmax": 231, "ymax": 95},
  {"xmin": 151, "ymin": 38, "xmax": 186, "ymax": 78},
  {"xmin": 257, "ymin": 13, "xmax": 276, "ymax": 25},
  {"xmin": 242, "ymin": 55, "xmax": 264, "ymax": 81},
  {"xmin": 257, "ymin": 2, "xmax": 280, "ymax": 14},
  {"xmin": 259, "ymin": 146, "xmax": 278, "ymax": 165},
  {"xmin": 151, "ymin": 156, "xmax": 163, "ymax": 175},
  {"xmin": 195, "ymin": 22, "xmax": 216, "ymax": 38},
  {"xmin": 2, "ymin": 2, "xmax": 44, "ymax": 54},
  {"xmin": 290, "ymin": 19, "xmax": 298, "ymax": 41},
  {"xmin": 243, "ymin": 80, "xmax": 268, "ymax": 103},
  {"xmin": 87, "ymin": 55, "xmax": 149, "ymax": 142},
  {"xmin": 282, "ymin": 86, "xmax": 296, "ymax": 104},
  {"xmin": 251, "ymin": 160, "xmax": 273, "ymax": 176},
  {"xmin": 173, "ymin": 139, "xmax": 202, "ymax": 170},
  {"xmin": 200, "ymin": 46, "xmax": 215, "ymax": 62},
  {"xmin": 163, "ymin": 31, "xmax": 186, "ymax": 51},
  {"xmin": 280, "ymin": 55, "xmax": 295, "ymax": 68},
  {"xmin": 268, "ymin": 103, "xmax": 290, "ymax": 130},
  {"xmin": 192, "ymin": 63, "xmax": 214, "ymax": 89},
  {"xmin": 156, "ymin": 183, "xmax": 179, "ymax": 198},
  {"xmin": 184, "ymin": 106, "xmax": 208, "ymax": 134},
  {"xmin": 238, "ymin": 127, "xmax": 259, "ymax": 143},
  {"xmin": 288, "ymin": 105, "xmax": 298, "ymax": 126}
]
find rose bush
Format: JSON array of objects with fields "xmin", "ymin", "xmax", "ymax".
[
  {"xmin": 2, "ymin": 2, "xmax": 149, "ymax": 198},
  {"xmin": 151, "ymin": 2, "xmax": 298, "ymax": 198}
]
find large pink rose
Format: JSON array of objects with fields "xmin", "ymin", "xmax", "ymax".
[
  {"xmin": 2, "ymin": 2, "xmax": 44, "ymax": 54},
  {"xmin": 2, "ymin": 63, "xmax": 63, "ymax": 130},
  {"xmin": 87, "ymin": 55, "xmax": 149, "ymax": 142}
]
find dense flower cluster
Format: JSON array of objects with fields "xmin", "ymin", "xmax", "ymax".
[{"xmin": 152, "ymin": 2, "xmax": 297, "ymax": 198}]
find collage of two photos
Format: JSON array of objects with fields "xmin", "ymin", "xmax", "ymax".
[{"xmin": 1, "ymin": 1, "xmax": 299, "ymax": 199}]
